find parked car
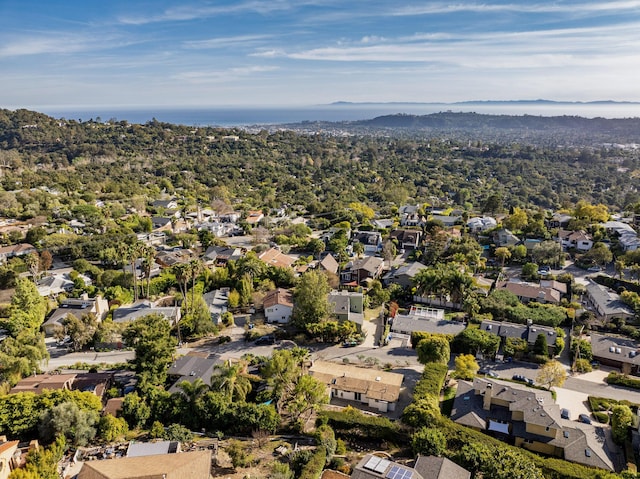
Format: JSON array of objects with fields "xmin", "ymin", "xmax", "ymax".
[
  {"xmin": 588, "ymin": 266, "xmax": 602, "ymax": 272},
  {"xmin": 342, "ymin": 339, "xmax": 358, "ymax": 347},
  {"xmin": 254, "ymin": 335, "xmax": 275, "ymax": 346},
  {"xmin": 512, "ymin": 374, "xmax": 534, "ymax": 385},
  {"xmin": 561, "ymin": 408, "xmax": 571, "ymax": 420},
  {"xmin": 481, "ymin": 370, "xmax": 499, "ymax": 378},
  {"xmin": 579, "ymin": 414, "xmax": 592, "ymax": 424}
]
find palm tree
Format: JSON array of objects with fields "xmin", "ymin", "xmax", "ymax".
[
  {"xmin": 211, "ymin": 360, "xmax": 257, "ymax": 402},
  {"xmin": 615, "ymin": 259, "xmax": 626, "ymax": 279},
  {"xmin": 188, "ymin": 259, "xmax": 203, "ymax": 309},
  {"xmin": 140, "ymin": 245, "xmax": 156, "ymax": 299},
  {"xmin": 173, "ymin": 263, "xmax": 190, "ymax": 315},
  {"xmin": 176, "ymin": 378, "xmax": 209, "ymax": 428}
]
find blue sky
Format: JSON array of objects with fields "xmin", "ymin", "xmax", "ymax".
[{"xmin": 1, "ymin": 0, "xmax": 640, "ymax": 108}]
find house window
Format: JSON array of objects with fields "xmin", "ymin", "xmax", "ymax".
[
  {"xmin": 545, "ymin": 426, "xmax": 550, "ymax": 431},
  {"xmin": 355, "ymin": 392, "xmax": 362, "ymax": 401},
  {"xmin": 340, "ymin": 392, "xmax": 343, "ymax": 398}
]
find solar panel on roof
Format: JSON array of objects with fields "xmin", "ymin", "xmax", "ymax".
[
  {"xmin": 386, "ymin": 465, "xmax": 413, "ymax": 479},
  {"xmin": 364, "ymin": 456, "xmax": 382, "ymax": 471},
  {"xmin": 375, "ymin": 458, "xmax": 391, "ymax": 473}
]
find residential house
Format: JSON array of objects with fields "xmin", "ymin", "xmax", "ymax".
[
  {"xmin": 467, "ymin": 216, "xmax": 497, "ymax": 233},
  {"xmin": 245, "ymin": 210, "xmax": 264, "ymax": 226},
  {"xmin": 371, "ymin": 218, "xmax": 394, "ymax": 230},
  {"xmin": 196, "ymin": 220, "xmax": 235, "ymax": 237},
  {"xmin": 480, "ymin": 320, "xmax": 558, "ymax": 355},
  {"xmin": 328, "ymin": 290, "xmax": 364, "ymax": 329},
  {"xmin": 9, "ymin": 374, "xmax": 76, "ymax": 394},
  {"xmin": 136, "ymin": 232, "xmax": 166, "ymax": 247},
  {"xmin": 351, "ymin": 454, "xmax": 470, "ymax": 479},
  {"xmin": 258, "ymin": 247, "xmax": 295, "ymax": 269},
  {"xmin": 36, "ymin": 274, "xmax": 75, "ymax": 297},
  {"xmin": 493, "ymin": 228, "xmax": 520, "ymax": 247},
  {"xmin": 539, "ymin": 279, "xmax": 568, "ymax": 298},
  {"xmin": 585, "ymin": 280, "xmax": 635, "ymax": 321},
  {"xmin": 340, "ymin": 256, "xmax": 384, "ymax": 286},
  {"xmin": 72, "ymin": 372, "xmax": 113, "ymax": 400},
  {"xmin": 399, "ymin": 204, "xmax": 425, "ymax": 227},
  {"xmin": 0, "ymin": 243, "xmax": 36, "ymax": 264},
  {"xmin": 203, "ymin": 245, "xmax": 243, "ymax": 265},
  {"xmin": 389, "ymin": 229, "xmax": 422, "ymax": 250},
  {"xmin": 151, "ymin": 198, "xmax": 178, "ymax": 210},
  {"xmin": 391, "ymin": 306, "xmax": 465, "ymax": 338},
  {"xmin": 558, "ymin": 230, "xmax": 593, "ymax": 251},
  {"xmin": 320, "ymin": 227, "xmax": 352, "ymax": 244},
  {"xmin": 167, "ymin": 354, "xmax": 221, "ymax": 393},
  {"xmin": 263, "ymin": 288, "xmax": 294, "ymax": 324},
  {"xmin": 112, "ymin": 302, "xmax": 181, "ymax": 326},
  {"xmin": 155, "ymin": 250, "xmax": 193, "ymax": 268},
  {"xmin": 382, "ymin": 261, "xmax": 427, "ymax": 288},
  {"xmin": 151, "ymin": 216, "xmax": 173, "ymax": 232},
  {"xmin": 309, "ymin": 360, "xmax": 404, "ymax": 413},
  {"xmin": 451, "ymin": 378, "xmax": 616, "ymax": 471},
  {"xmin": 77, "ymin": 450, "xmax": 212, "ymax": 479},
  {"xmin": 547, "ymin": 213, "xmax": 573, "ymax": 229},
  {"xmin": 495, "ymin": 280, "xmax": 561, "ymax": 305},
  {"xmin": 42, "ymin": 296, "xmax": 109, "ymax": 336},
  {"xmin": 351, "ymin": 231, "xmax": 383, "ymax": 254},
  {"xmin": 603, "ymin": 221, "xmax": 640, "ymax": 252},
  {"xmin": 0, "ymin": 438, "xmax": 19, "ymax": 479},
  {"xmin": 430, "ymin": 214, "xmax": 462, "ymax": 227},
  {"xmin": 317, "ymin": 253, "xmax": 339, "ymax": 275},
  {"xmin": 203, "ymin": 288, "xmax": 229, "ymax": 324},
  {"xmin": 590, "ymin": 334, "xmax": 640, "ymax": 375}
]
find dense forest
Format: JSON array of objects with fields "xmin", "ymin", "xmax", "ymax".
[{"xmin": 0, "ymin": 108, "xmax": 638, "ymax": 221}]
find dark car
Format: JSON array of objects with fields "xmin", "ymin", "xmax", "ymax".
[
  {"xmin": 254, "ymin": 335, "xmax": 275, "ymax": 346},
  {"xmin": 579, "ymin": 414, "xmax": 592, "ymax": 424},
  {"xmin": 342, "ymin": 340, "xmax": 358, "ymax": 347},
  {"xmin": 512, "ymin": 374, "xmax": 534, "ymax": 385},
  {"xmin": 560, "ymin": 408, "xmax": 571, "ymax": 420}
]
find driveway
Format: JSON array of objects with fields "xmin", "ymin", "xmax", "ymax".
[{"xmin": 553, "ymin": 387, "xmax": 591, "ymax": 420}]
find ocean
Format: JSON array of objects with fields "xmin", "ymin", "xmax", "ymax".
[{"xmin": 38, "ymin": 102, "xmax": 640, "ymax": 127}]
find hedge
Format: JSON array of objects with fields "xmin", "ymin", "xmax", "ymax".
[
  {"xmin": 319, "ymin": 408, "xmax": 401, "ymax": 442},
  {"xmin": 413, "ymin": 363, "xmax": 449, "ymax": 400},
  {"xmin": 606, "ymin": 372, "xmax": 640, "ymax": 390},
  {"xmin": 298, "ymin": 448, "xmax": 327, "ymax": 479},
  {"xmin": 593, "ymin": 412, "xmax": 609, "ymax": 424}
]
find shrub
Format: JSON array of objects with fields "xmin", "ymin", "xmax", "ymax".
[
  {"xmin": 606, "ymin": 372, "xmax": 640, "ymax": 390},
  {"xmin": 593, "ymin": 411, "xmax": 609, "ymax": 424},
  {"xmin": 298, "ymin": 448, "xmax": 326, "ymax": 479}
]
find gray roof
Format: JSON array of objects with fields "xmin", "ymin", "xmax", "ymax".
[
  {"xmin": 112, "ymin": 303, "xmax": 180, "ymax": 324},
  {"xmin": 414, "ymin": 456, "xmax": 470, "ymax": 479},
  {"xmin": 383, "ymin": 261, "xmax": 427, "ymax": 282},
  {"xmin": 127, "ymin": 441, "xmax": 179, "ymax": 457},
  {"xmin": 350, "ymin": 256, "xmax": 384, "ymax": 274},
  {"xmin": 480, "ymin": 320, "xmax": 527, "ymax": 339},
  {"xmin": 590, "ymin": 333, "xmax": 640, "ymax": 366},
  {"xmin": 167, "ymin": 355, "xmax": 221, "ymax": 393},
  {"xmin": 391, "ymin": 314, "xmax": 465, "ymax": 336},
  {"xmin": 586, "ymin": 280, "xmax": 635, "ymax": 318}
]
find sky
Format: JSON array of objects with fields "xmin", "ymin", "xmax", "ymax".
[{"xmin": 1, "ymin": 0, "xmax": 640, "ymax": 108}]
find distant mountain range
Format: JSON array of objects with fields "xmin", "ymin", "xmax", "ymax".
[{"xmin": 329, "ymin": 99, "xmax": 640, "ymax": 106}]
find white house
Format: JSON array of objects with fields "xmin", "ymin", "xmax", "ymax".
[{"xmin": 263, "ymin": 288, "xmax": 294, "ymax": 324}]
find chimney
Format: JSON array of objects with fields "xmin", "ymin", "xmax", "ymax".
[{"xmin": 483, "ymin": 382, "xmax": 493, "ymax": 411}]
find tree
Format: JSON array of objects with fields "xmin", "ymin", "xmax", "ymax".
[
  {"xmin": 293, "ymin": 270, "xmax": 331, "ymax": 328},
  {"xmin": 411, "ymin": 427, "xmax": 446, "ymax": 456},
  {"xmin": 536, "ymin": 360, "xmax": 566, "ymax": 389},
  {"xmin": 121, "ymin": 392, "xmax": 151, "ymax": 429},
  {"xmin": 452, "ymin": 328, "xmax": 500, "ymax": 357},
  {"xmin": 25, "ymin": 252, "xmax": 40, "ymax": 280},
  {"xmin": 98, "ymin": 414, "xmax": 128, "ymax": 442},
  {"xmin": 39, "ymin": 250, "xmax": 53, "ymax": 273},
  {"xmin": 532, "ymin": 240, "xmax": 562, "ymax": 267},
  {"xmin": 583, "ymin": 242, "xmax": 613, "ymax": 267},
  {"xmin": 1, "ymin": 277, "xmax": 47, "ymax": 336},
  {"xmin": 38, "ymin": 401, "xmax": 98, "ymax": 446},
  {"xmin": 533, "ymin": 333, "xmax": 549, "ymax": 357},
  {"xmin": 307, "ymin": 238, "xmax": 326, "ymax": 259},
  {"xmin": 9, "ymin": 435, "xmax": 65, "ymax": 479},
  {"xmin": 503, "ymin": 207, "xmax": 528, "ymax": 232},
  {"xmin": 123, "ymin": 314, "xmax": 176, "ymax": 388},
  {"xmin": 453, "ymin": 354, "xmax": 479, "ymax": 380},
  {"xmin": 63, "ymin": 313, "xmax": 97, "ymax": 351},
  {"xmin": 352, "ymin": 241, "xmax": 364, "ymax": 258},
  {"xmin": 162, "ymin": 423, "xmax": 193, "ymax": 443},
  {"xmin": 416, "ymin": 335, "xmax": 451, "ymax": 365},
  {"xmin": 211, "ymin": 360, "xmax": 257, "ymax": 402},
  {"xmin": 611, "ymin": 404, "xmax": 633, "ymax": 444},
  {"xmin": 494, "ymin": 247, "xmax": 511, "ymax": 267}
]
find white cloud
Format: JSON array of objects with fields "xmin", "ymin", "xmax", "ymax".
[
  {"xmin": 183, "ymin": 35, "xmax": 273, "ymax": 49},
  {"xmin": 393, "ymin": 0, "xmax": 640, "ymax": 16},
  {"xmin": 174, "ymin": 65, "xmax": 279, "ymax": 83}
]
